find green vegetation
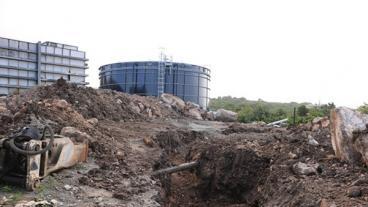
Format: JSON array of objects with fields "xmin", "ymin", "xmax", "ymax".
[
  {"xmin": 209, "ymin": 96, "xmax": 335, "ymax": 124},
  {"xmin": 35, "ymin": 176, "xmax": 57, "ymax": 198},
  {"xmin": 358, "ymin": 103, "xmax": 368, "ymax": 114},
  {"xmin": 288, "ymin": 103, "xmax": 335, "ymax": 124},
  {"xmin": 1, "ymin": 185, "xmax": 24, "ymax": 205}
]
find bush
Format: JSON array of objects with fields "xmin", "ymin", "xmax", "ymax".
[
  {"xmin": 297, "ymin": 105, "xmax": 308, "ymax": 116},
  {"xmin": 358, "ymin": 103, "xmax": 368, "ymax": 114},
  {"xmin": 238, "ymin": 104, "xmax": 287, "ymax": 123},
  {"xmin": 288, "ymin": 103, "xmax": 335, "ymax": 125}
]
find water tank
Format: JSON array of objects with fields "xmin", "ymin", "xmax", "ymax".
[{"xmin": 99, "ymin": 61, "xmax": 210, "ymax": 108}]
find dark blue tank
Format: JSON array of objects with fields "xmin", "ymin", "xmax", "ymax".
[{"xmin": 99, "ymin": 61, "xmax": 210, "ymax": 108}]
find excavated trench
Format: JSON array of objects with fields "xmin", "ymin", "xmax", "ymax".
[{"xmin": 153, "ymin": 130, "xmax": 270, "ymax": 206}]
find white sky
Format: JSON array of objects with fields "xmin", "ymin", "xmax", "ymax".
[{"xmin": 1, "ymin": 0, "xmax": 367, "ymax": 108}]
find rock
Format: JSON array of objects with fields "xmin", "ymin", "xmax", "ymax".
[
  {"xmin": 61, "ymin": 126, "xmax": 91, "ymax": 142},
  {"xmin": 87, "ymin": 118, "xmax": 98, "ymax": 126},
  {"xmin": 186, "ymin": 101, "xmax": 201, "ymax": 109},
  {"xmin": 0, "ymin": 104, "xmax": 6, "ymax": 113},
  {"xmin": 130, "ymin": 103, "xmax": 141, "ymax": 113},
  {"xmin": 312, "ymin": 117, "xmax": 324, "ymax": 125},
  {"xmin": 185, "ymin": 108, "xmax": 203, "ymax": 120},
  {"xmin": 214, "ymin": 109, "xmax": 238, "ymax": 122},
  {"xmin": 321, "ymin": 118, "xmax": 330, "ymax": 128},
  {"xmin": 116, "ymin": 99, "xmax": 123, "ymax": 104},
  {"xmin": 330, "ymin": 107, "xmax": 368, "ymax": 164},
  {"xmin": 312, "ymin": 116, "xmax": 330, "ymax": 131},
  {"xmin": 206, "ymin": 111, "xmax": 216, "ymax": 121},
  {"xmin": 50, "ymin": 199, "xmax": 58, "ymax": 205},
  {"xmin": 64, "ymin": 184, "xmax": 72, "ymax": 190},
  {"xmin": 116, "ymin": 150, "xmax": 124, "ymax": 159},
  {"xmin": 320, "ymin": 198, "xmax": 336, "ymax": 207},
  {"xmin": 53, "ymin": 99, "xmax": 69, "ymax": 109},
  {"xmin": 160, "ymin": 93, "xmax": 186, "ymax": 112},
  {"xmin": 15, "ymin": 200, "xmax": 52, "ymax": 207},
  {"xmin": 292, "ymin": 162, "xmax": 319, "ymax": 175},
  {"xmin": 183, "ymin": 101, "xmax": 204, "ymax": 120},
  {"xmin": 146, "ymin": 108, "xmax": 153, "ymax": 118},
  {"xmin": 347, "ymin": 186, "xmax": 362, "ymax": 197},
  {"xmin": 138, "ymin": 103, "xmax": 145, "ymax": 111},
  {"xmin": 143, "ymin": 137, "xmax": 154, "ymax": 147},
  {"xmin": 307, "ymin": 135, "xmax": 319, "ymax": 146},
  {"xmin": 0, "ymin": 196, "xmax": 8, "ymax": 205},
  {"xmin": 113, "ymin": 192, "xmax": 128, "ymax": 200},
  {"xmin": 288, "ymin": 152, "xmax": 298, "ymax": 159}
]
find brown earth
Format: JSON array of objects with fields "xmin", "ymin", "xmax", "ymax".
[{"xmin": 0, "ymin": 82, "xmax": 367, "ymax": 206}]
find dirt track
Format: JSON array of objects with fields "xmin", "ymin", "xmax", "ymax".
[{"xmin": 1, "ymin": 82, "xmax": 368, "ymax": 206}]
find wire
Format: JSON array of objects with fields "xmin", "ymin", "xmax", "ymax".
[{"xmin": 8, "ymin": 125, "xmax": 54, "ymax": 155}]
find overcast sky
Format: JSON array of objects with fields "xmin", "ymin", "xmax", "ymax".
[{"xmin": 1, "ymin": 0, "xmax": 367, "ymax": 107}]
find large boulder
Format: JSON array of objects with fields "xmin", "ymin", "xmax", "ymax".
[
  {"xmin": 330, "ymin": 107, "xmax": 368, "ymax": 164},
  {"xmin": 160, "ymin": 93, "xmax": 186, "ymax": 112},
  {"xmin": 184, "ymin": 101, "xmax": 204, "ymax": 120},
  {"xmin": 184, "ymin": 108, "xmax": 203, "ymax": 120},
  {"xmin": 214, "ymin": 109, "xmax": 238, "ymax": 122}
]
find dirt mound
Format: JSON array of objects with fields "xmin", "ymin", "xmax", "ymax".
[
  {"xmin": 154, "ymin": 130, "xmax": 205, "ymax": 153},
  {"xmin": 4, "ymin": 79, "xmax": 179, "ymax": 123},
  {"xmin": 222, "ymin": 123, "xmax": 272, "ymax": 135}
]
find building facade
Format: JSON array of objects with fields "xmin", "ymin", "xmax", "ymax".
[
  {"xmin": 99, "ymin": 61, "xmax": 210, "ymax": 108},
  {"xmin": 0, "ymin": 37, "xmax": 88, "ymax": 95}
]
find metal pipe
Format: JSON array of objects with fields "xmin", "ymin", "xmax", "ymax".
[
  {"xmin": 266, "ymin": 118, "xmax": 288, "ymax": 126},
  {"xmin": 152, "ymin": 161, "xmax": 198, "ymax": 176}
]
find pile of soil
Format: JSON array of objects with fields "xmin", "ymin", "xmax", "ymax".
[
  {"xmin": 222, "ymin": 122, "xmax": 273, "ymax": 135},
  {"xmin": 5, "ymin": 79, "xmax": 177, "ymax": 122}
]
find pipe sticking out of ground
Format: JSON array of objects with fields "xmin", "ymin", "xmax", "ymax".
[{"xmin": 152, "ymin": 161, "xmax": 199, "ymax": 176}]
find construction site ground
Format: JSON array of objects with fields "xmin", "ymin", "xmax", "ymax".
[{"xmin": 0, "ymin": 81, "xmax": 368, "ymax": 207}]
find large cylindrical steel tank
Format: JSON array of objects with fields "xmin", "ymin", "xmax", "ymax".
[{"xmin": 99, "ymin": 61, "xmax": 210, "ymax": 108}]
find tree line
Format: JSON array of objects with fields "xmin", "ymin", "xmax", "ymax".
[{"xmin": 209, "ymin": 96, "xmax": 335, "ymax": 124}]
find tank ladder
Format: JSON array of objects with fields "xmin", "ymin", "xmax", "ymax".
[{"xmin": 157, "ymin": 52, "xmax": 173, "ymax": 97}]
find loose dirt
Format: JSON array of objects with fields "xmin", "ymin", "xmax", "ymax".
[{"xmin": 0, "ymin": 82, "xmax": 368, "ymax": 207}]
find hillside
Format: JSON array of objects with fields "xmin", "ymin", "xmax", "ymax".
[{"xmin": 209, "ymin": 96, "xmax": 310, "ymax": 113}]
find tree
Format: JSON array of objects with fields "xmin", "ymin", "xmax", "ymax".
[
  {"xmin": 297, "ymin": 105, "xmax": 309, "ymax": 117},
  {"xmin": 252, "ymin": 104, "xmax": 271, "ymax": 122}
]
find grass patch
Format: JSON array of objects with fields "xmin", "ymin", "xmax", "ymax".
[
  {"xmin": 0, "ymin": 185, "xmax": 24, "ymax": 205},
  {"xmin": 35, "ymin": 176, "xmax": 57, "ymax": 197}
]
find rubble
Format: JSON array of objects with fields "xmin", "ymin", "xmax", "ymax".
[
  {"xmin": 64, "ymin": 184, "xmax": 72, "ymax": 191},
  {"xmin": 160, "ymin": 93, "xmax": 186, "ymax": 112},
  {"xmin": 292, "ymin": 162, "xmax": 319, "ymax": 175},
  {"xmin": 307, "ymin": 134, "xmax": 319, "ymax": 146},
  {"xmin": 87, "ymin": 118, "xmax": 99, "ymax": 126},
  {"xmin": 0, "ymin": 81, "xmax": 367, "ymax": 206},
  {"xmin": 347, "ymin": 186, "xmax": 362, "ymax": 197},
  {"xmin": 312, "ymin": 116, "xmax": 330, "ymax": 131},
  {"xmin": 15, "ymin": 200, "xmax": 54, "ymax": 207}
]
